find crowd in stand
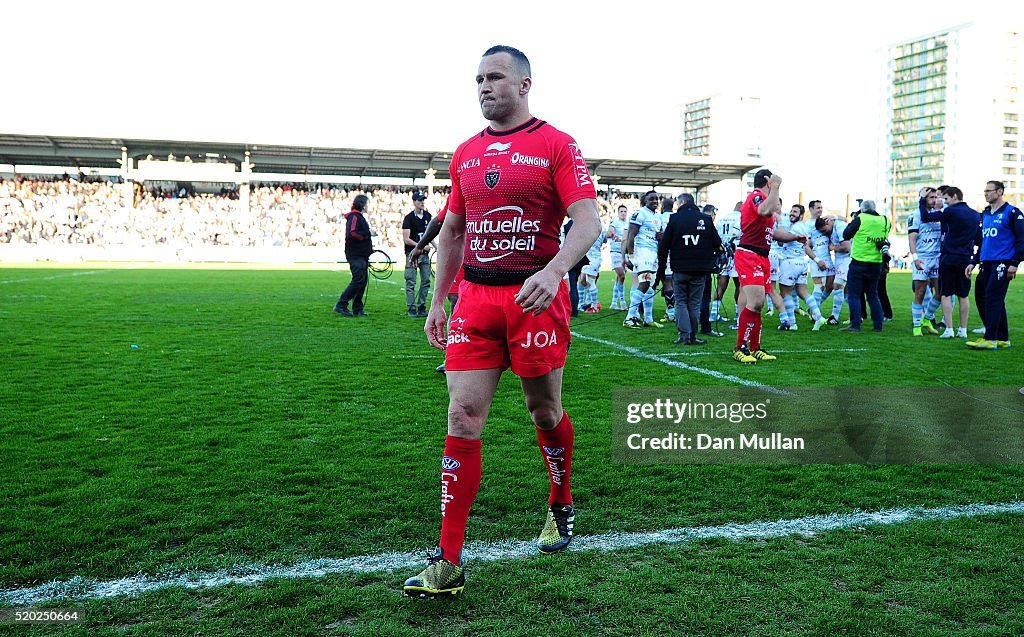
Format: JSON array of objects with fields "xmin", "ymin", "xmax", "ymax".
[{"xmin": 0, "ymin": 176, "xmax": 649, "ymax": 250}]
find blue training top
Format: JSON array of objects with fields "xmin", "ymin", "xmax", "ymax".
[{"xmin": 978, "ymin": 202, "xmax": 1024, "ymax": 263}]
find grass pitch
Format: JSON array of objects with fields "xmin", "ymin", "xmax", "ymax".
[{"xmin": 1, "ymin": 263, "xmax": 1023, "ymax": 636}]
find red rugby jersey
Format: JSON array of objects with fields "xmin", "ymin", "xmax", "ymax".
[
  {"xmin": 447, "ymin": 117, "xmax": 597, "ymax": 285},
  {"xmin": 738, "ymin": 188, "xmax": 776, "ymax": 257}
]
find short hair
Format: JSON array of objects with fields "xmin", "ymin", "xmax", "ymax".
[
  {"xmin": 945, "ymin": 186, "xmax": 963, "ymax": 201},
  {"xmin": 753, "ymin": 168, "xmax": 773, "ymax": 188},
  {"xmin": 860, "ymin": 199, "xmax": 876, "ymax": 212},
  {"xmin": 815, "ymin": 217, "xmax": 831, "ymax": 232},
  {"xmin": 617, "ymin": 204, "xmax": 627, "ymax": 211},
  {"xmin": 808, "ymin": 200, "xmax": 821, "ymax": 210},
  {"xmin": 352, "ymin": 194, "xmax": 369, "ymax": 211},
  {"xmin": 937, "ymin": 185, "xmax": 950, "ymax": 194},
  {"xmin": 661, "ymin": 197, "xmax": 675, "ymax": 212},
  {"xmin": 482, "ymin": 45, "xmax": 531, "ymax": 77},
  {"xmin": 642, "ymin": 190, "xmax": 659, "ymax": 203},
  {"xmin": 988, "ymin": 180, "xmax": 1005, "ymax": 192},
  {"xmin": 791, "ymin": 204, "xmax": 805, "ymax": 216},
  {"xmin": 677, "ymin": 193, "xmax": 696, "ymax": 206}
]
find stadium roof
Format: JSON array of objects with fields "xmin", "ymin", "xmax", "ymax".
[{"xmin": 0, "ymin": 133, "xmax": 760, "ymax": 189}]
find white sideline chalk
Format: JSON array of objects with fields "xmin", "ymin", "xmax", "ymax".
[{"xmin": 2, "ymin": 501, "xmax": 1021, "ymax": 605}]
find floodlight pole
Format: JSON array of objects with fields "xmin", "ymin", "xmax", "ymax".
[
  {"xmin": 240, "ymin": 151, "xmax": 252, "ymax": 211},
  {"xmin": 424, "ymin": 168, "xmax": 437, "ymax": 197},
  {"xmin": 889, "ymin": 151, "xmax": 898, "ymax": 229}
]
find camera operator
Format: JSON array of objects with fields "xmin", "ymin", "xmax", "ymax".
[
  {"xmin": 839, "ymin": 200, "xmax": 891, "ymax": 332},
  {"xmin": 656, "ymin": 196, "xmax": 723, "ymax": 345}
]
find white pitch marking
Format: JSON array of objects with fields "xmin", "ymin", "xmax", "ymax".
[
  {"xmin": 571, "ymin": 332, "xmax": 789, "ymax": 394},
  {"xmin": 0, "ymin": 264, "xmax": 150, "ymax": 285},
  {"xmin": 658, "ymin": 347, "xmax": 868, "ymax": 358},
  {"xmin": 1, "ymin": 501, "xmax": 1020, "ymax": 605}
]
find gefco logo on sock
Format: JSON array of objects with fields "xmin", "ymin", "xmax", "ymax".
[
  {"xmin": 520, "ymin": 330, "xmax": 558, "ymax": 348},
  {"xmin": 440, "ymin": 456, "xmax": 460, "ymax": 517}
]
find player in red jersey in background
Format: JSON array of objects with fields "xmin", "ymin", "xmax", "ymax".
[
  {"xmin": 403, "ymin": 45, "xmax": 601, "ymax": 598},
  {"xmin": 732, "ymin": 168, "xmax": 807, "ymax": 363}
]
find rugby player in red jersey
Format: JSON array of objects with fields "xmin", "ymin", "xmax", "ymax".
[
  {"xmin": 732, "ymin": 168, "xmax": 806, "ymax": 363},
  {"xmin": 403, "ymin": 45, "xmax": 601, "ymax": 598}
]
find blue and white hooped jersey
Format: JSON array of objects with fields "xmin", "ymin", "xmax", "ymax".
[
  {"xmin": 831, "ymin": 219, "xmax": 851, "ymax": 263},
  {"xmin": 716, "ymin": 210, "xmax": 742, "ymax": 246},
  {"xmin": 908, "ymin": 210, "xmax": 942, "ymax": 257},
  {"xmin": 778, "ymin": 217, "xmax": 808, "ymax": 259},
  {"xmin": 608, "ymin": 218, "xmax": 629, "ymax": 253},
  {"xmin": 629, "ymin": 206, "xmax": 662, "ymax": 252},
  {"xmin": 586, "ymin": 224, "xmax": 606, "ymax": 263},
  {"xmin": 807, "ymin": 225, "xmax": 832, "ymax": 262}
]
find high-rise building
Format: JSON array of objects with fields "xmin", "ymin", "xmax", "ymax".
[
  {"xmin": 885, "ymin": 22, "xmax": 1023, "ymax": 225},
  {"xmin": 681, "ymin": 93, "xmax": 763, "ymax": 204}
]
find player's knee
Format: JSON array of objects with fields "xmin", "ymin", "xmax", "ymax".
[
  {"xmin": 748, "ymin": 298, "xmax": 765, "ymax": 312},
  {"xmin": 447, "ymin": 401, "xmax": 486, "ymax": 439},
  {"xmin": 530, "ymin": 405, "xmax": 562, "ymax": 430}
]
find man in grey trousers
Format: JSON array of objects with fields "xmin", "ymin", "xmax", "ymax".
[
  {"xmin": 403, "ymin": 191, "xmax": 434, "ymax": 317},
  {"xmin": 657, "ymin": 193, "xmax": 723, "ymax": 345}
]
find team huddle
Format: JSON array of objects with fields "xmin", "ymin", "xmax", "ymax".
[
  {"xmin": 568, "ymin": 178, "xmax": 1023, "ymax": 360},
  {"xmin": 577, "ymin": 193, "xmax": 854, "ymax": 332}
]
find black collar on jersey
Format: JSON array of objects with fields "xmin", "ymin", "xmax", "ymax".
[{"xmin": 480, "ymin": 117, "xmax": 546, "ymax": 137}]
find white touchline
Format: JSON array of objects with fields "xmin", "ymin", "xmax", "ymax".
[
  {"xmin": 0, "ymin": 264, "xmax": 150, "ymax": 285},
  {"xmin": 658, "ymin": 348, "xmax": 869, "ymax": 358},
  {"xmin": 571, "ymin": 332, "xmax": 790, "ymax": 394},
  {"xmin": 3, "ymin": 501, "xmax": 1020, "ymax": 605}
]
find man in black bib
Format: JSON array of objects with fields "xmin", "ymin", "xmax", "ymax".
[{"xmin": 403, "ymin": 191, "xmax": 433, "ymax": 318}]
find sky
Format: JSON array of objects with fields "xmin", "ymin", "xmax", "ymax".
[{"xmin": 1, "ymin": 0, "xmax": 1000, "ymax": 203}]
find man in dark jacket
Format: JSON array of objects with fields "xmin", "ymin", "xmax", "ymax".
[
  {"xmin": 920, "ymin": 186, "xmax": 981, "ymax": 338},
  {"xmin": 335, "ymin": 194, "xmax": 374, "ymax": 317},
  {"xmin": 657, "ymin": 198, "xmax": 723, "ymax": 344}
]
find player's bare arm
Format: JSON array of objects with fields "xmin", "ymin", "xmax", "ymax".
[
  {"xmin": 773, "ymin": 226, "xmax": 806, "ymax": 244},
  {"xmin": 757, "ymin": 174, "xmax": 783, "ymax": 217},
  {"xmin": 409, "ymin": 216, "xmax": 443, "ymax": 263},
  {"xmin": 622, "ymin": 224, "xmax": 639, "ymax": 271},
  {"xmin": 425, "ymin": 213, "xmax": 466, "ymax": 350},
  {"xmin": 515, "ymin": 198, "xmax": 601, "ymax": 315}
]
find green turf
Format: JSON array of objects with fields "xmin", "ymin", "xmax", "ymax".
[{"xmin": 1, "ymin": 264, "xmax": 1022, "ymax": 636}]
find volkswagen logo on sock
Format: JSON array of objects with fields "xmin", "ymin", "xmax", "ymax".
[{"xmin": 441, "ymin": 456, "xmax": 461, "ymax": 471}]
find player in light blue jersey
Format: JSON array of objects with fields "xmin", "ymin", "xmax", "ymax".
[
  {"xmin": 606, "ymin": 205, "xmax": 630, "ymax": 310},
  {"xmin": 660, "ymin": 197, "xmax": 677, "ymax": 323},
  {"xmin": 816, "ymin": 215, "xmax": 851, "ymax": 323},
  {"xmin": 805, "ymin": 200, "xmax": 835, "ymax": 308},
  {"xmin": 776, "ymin": 204, "xmax": 826, "ymax": 331},
  {"xmin": 710, "ymin": 201, "xmax": 742, "ymax": 328},
  {"xmin": 578, "ymin": 222, "xmax": 606, "ymax": 313},
  {"xmin": 622, "ymin": 191, "xmax": 664, "ymax": 329},
  {"xmin": 909, "ymin": 187, "xmax": 943, "ymax": 335}
]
